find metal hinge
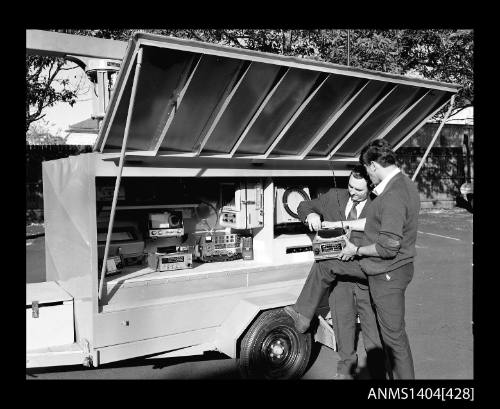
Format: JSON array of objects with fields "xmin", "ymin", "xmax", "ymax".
[{"xmin": 32, "ymin": 301, "xmax": 39, "ymax": 318}]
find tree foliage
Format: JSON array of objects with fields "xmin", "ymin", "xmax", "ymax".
[
  {"xmin": 27, "ymin": 29, "xmax": 473, "ymax": 131},
  {"xmin": 398, "ymin": 29, "xmax": 473, "ymax": 115},
  {"xmin": 26, "ymin": 119, "xmax": 66, "ymax": 145},
  {"xmin": 26, "ymin": 55, "xmax": 81, "ymax": 132}
]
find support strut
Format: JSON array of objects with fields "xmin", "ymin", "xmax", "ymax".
[
  {"xmin": 98, "ymin": 47, "xmax": 144, "ymax": 301},
  {"xmin": 411, "ymin": 95, "xmax": 455, "ymax": 182}
]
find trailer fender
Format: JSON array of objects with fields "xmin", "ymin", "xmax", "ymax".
[{"xmin": 215, "ymin": 292, "xmax": 297, "ymax": 358}]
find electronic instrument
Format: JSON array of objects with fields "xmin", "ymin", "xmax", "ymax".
[
  {"xmin": 148, "ymin": 210, "xmax": 184, "ymax": 237},
  {"xmin": 312, "ymin": 227, "xmax": 351, "ymax": 261},
  {"xmin": 241, "ymin": 236, "xmax": 253, "ymax": 260},
  {"xmin": 147, "ymin": 252, "xmax": 193, "ymax": 271},
  {"xmin": 195, "ymin": 232, "xmax": 243, "ymax": 262},
  {"xmin": 275, "ymin": 186, "xmax": 310, "ymax": 224},
  {"xmin": 219, "ymin": 181, "xmax": 263, "ymax": 230}
]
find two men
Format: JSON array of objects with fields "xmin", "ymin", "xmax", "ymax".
[
  {"xmin": 286, "ymin": 139, "xmax": 420, "ymax": 380},
  {"xmin": 286, "ymin": 165, "xmax": 384, "ymax": 379}
]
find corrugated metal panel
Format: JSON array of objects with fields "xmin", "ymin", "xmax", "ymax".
[
  {"xmin": 384, "ymin": 90, "xmax": 450, "ymax": 148},
  {"xmin": 202, "ymin": 62, "xmax": 282, "ymax": 154},
  {"xmin": 235, "ymin": 68, "xmax": 321, "ymax": 155},
  {"xmin": 303, "ymin": 80, "xmax": 392, "ymax": 157},
  {"xmin": 159, "ymin": 54, "xmax": 243, "ymax": 153},
  {"xmin": 95, "ymin": 33, "xmax": 460, "ymax": 160},
  {"xmin": 331, "ymin": 85, "xmax": 425, "ymax": 157},
  {"xmin": 271, "ymin": 74, "xmax": 365, "ymax": 156}
]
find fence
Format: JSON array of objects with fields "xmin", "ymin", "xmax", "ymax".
[
  {"xmin": 398, "ymin": 147, "xmax": 471, "ymax": 207},
  {"xmin": 26, "ymin": 144, "xmax": 92, "ymax": 181}
]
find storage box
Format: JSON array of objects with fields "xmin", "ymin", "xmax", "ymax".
[{"xmin": 26, "ymin": 282, "xmax": 74, "ymax": 350}]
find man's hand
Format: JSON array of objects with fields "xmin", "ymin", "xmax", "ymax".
[
  {"xmin": 321, "ymin": 220, "xmax": 342, "ymax": 229},
  {"xmin": 340, "ymin": 238, "xmax": 357, "ymax": 261},
  {"xmin": 306, "ymin": 213, "xmax": 322, "ymax": 231}
]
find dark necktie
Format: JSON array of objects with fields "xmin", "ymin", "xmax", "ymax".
[{"xmin": 348, "ymin": 201, "xmax": 359, "ymax": 220}]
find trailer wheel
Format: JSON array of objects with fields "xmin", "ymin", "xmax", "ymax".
[{"xmin": 238, "ymin": 308, "xmax": 312, "ymax": 379}]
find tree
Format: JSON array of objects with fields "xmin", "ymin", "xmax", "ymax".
[
  {"xmin": 26, "ymin": 119, "xmax": 66, "ymax": 145},
  {"xmin": 26, "ymin": 55, "xmax": 82, "ymax": 132},
  {"xmin": 398, "ymin": 29, "xmax": 473, "ymax": 117},
  {"xmin": 27, "ymin": 29, "xmax": 473, "ymax": 127}
]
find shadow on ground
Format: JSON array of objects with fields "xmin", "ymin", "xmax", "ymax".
[{"xmin": 27, "ymin": 351, "xmax": 242, "ymax": 380}]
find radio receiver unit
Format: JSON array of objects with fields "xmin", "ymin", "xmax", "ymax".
[
  {"xmin": 196, "ymin": 232, "xmax": 243, "ymax": 262},
  {"xmin": 148, "ymin": 210, "xmax": 184, "ymax": 238},
  {"xmin": 147, "ymin": 251, "xmax": 193, "ymax": 271},
  {"xmin": 312, "ymin": 227, "xmax": 350, "ymax": 261}
]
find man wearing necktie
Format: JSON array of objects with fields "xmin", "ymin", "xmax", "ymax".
[
  {"xmin": 285, "ymin": 165, "xmax": 384, "ymax": 379},
  {"xmin": 339, "ymin": 139, "xmax": 420, "ymax": 380}
]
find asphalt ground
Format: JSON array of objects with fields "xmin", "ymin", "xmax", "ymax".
[{"xmin": 26, "ymin": 208, "xmax": 473, "ymax": 380}]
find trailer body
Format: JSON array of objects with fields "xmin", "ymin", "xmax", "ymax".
[{"xmin": 26, "ymin": 32, "xmax": 459, "ymax": 376}]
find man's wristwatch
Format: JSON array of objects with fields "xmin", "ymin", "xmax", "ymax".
[{"xmin": 355, "ymin": 246, "xmax": 360, "ymax": 256}]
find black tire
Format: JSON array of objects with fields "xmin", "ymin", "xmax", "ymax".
[{"xmin": 238, "ymin": 308, "xmax": 312, "ymax": 379}]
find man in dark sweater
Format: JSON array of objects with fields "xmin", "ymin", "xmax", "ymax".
[
  {"xmin": 285, "ymin": 166, "xmax": 384, "ymax": 379},
  {"xmin": 285, "ymin": 140, "xmax": 420, "ymax": 380},
  {"xmin": 339, "ymin": 139, "xmax": 420, "ymax": 379}
]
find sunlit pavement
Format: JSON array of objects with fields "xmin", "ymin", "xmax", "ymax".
[{"xmin": 26, "ymin": 208, "xmax": 473, "ymax": 380}]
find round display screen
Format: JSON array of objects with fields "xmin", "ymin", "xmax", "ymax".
[{"xmin": 282, "ymin": 188, "xmax": 310, "ymax": 219}]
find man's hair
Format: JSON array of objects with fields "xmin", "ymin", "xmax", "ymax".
[
  {"xmin": 359, "ymin": 139, "xmax": 397, "ymax": 167},
  {"xmin": 350, "ymin": 164, "xmax": 371, "ymax": 187}
]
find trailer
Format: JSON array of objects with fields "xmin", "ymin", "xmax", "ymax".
[{"xmin": 26, "ymin": 32, "xmax": 460, "ymax": 379}]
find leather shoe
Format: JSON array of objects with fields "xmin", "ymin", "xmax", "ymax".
[
  {"xmin": 284, "ymin": 306, "xmax": 310, "ymax": 333},
  {"xmin": 333, "ymin": 373, "xmax": 354, "ymax": 380}
]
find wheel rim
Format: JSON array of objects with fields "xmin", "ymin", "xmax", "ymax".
[{"xmin": 259, "ymin": 325, "xmax": 301, "ymax": 378}]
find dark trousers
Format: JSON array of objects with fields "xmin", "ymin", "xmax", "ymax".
[
  {"xmin": 295, "ymin": 258, "xmax": 414, "ymax": 379},
  {"xmin": 367, "ymin": 263, "xmax": 415, "ymax": 380},
  {"xmin": 295, "ymin": 258, "xmax": 366, "ymax": 320},
  {"xmin": 329, "ymin": 279, "xmax": 385, "ymax": 378}
]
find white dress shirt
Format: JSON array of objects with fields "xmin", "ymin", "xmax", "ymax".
[
  {"xmin": 344, "ymin": 197, "xmax": 367, "ymax": 219},
  {"xmin": 372, "ymin": 167, "xmax": 401, "ymax": 196}
]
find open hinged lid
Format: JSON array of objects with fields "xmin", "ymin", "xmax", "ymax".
[{"xmin": 94, "ymin": 33, "xmax": 460, "ymax": 161}]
